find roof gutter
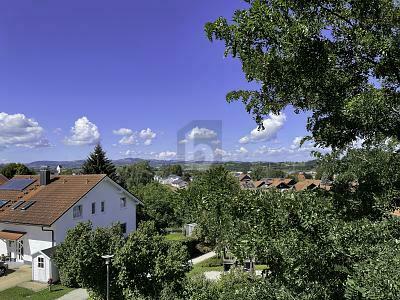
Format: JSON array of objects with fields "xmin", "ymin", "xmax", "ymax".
[{"xmin": 41, "ymin": 226, "xmax": 55, "ymax": 247}]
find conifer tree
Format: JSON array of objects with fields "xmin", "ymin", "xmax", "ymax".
[{"xmin": 82, "ymin": 144, "xmax": 118, "ymax": 181}]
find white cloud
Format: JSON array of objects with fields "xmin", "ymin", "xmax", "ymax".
[
  {"xmin": 53, "ymin": 128, "xmax": 62, "ymax": 135},
  {"xmin": 211, "ymin": 139, "xmax": 221, "ymax": 145},
  {"xmin": 238, "ymin": 146, "xmax": 248, "ymax": 154},
  {"xmin": 123, "ymin": 149, "xmax": 140, "ymax": 157},
  {"xmin": 113, "ymin": 128, "xmax": 133, "ymax": 136},
  {"xmin": 255, "ymin": 145, "xmax": 286, "ymax": 155},
  {"xmin": 139, "ymin": 128, "xmax": 156, "ymax": 146},
  {"xmin": 64, "ymin": 116, "xmax": 100, "ymax": 146},
  {"xmin": 290, "ymin": 136, "xmax": 304, "ymax": 149},
  {"xmin": 188, "ymin": 127, "xmax": 217, "ymax": 140},
  {"xmin": 119, "ymin": 135, "xmax": 137, "ymax": 145},
  {"xmin": 156, "ymin": 151, "xmax": 177, "ymax": 160},
  {"xmin": 179, "ymin": 139, "xmax": 188, "ymax": 144},
  {"xmin": 113, "ymin": 128, "xmax": 137, "ymax": 145},
  {"xmin": 239, "ymin": 113, "xmax": 286, "ymax": 144},
  {"xmin": 0, "ymin": 112, "xmax": 50, "ymax": 149},
  {"xmin": 139, "ymin": 128, "xmax": 156, "ymax": 140},
  {"xmin": 214, "ymin": 148, "xmax": 228, "ymax": 157},
  {"xmin": 114, "ymin": 127, "xmax": 156, "ymax": 146}
]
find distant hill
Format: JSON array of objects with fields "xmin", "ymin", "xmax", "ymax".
[
  {"xmin": 25, "ymin": 158, "xmax": 186, "ymax": 170},
  {"xmin": 22, "ymin": 158, "xmax": 318, "ymax": 173}
]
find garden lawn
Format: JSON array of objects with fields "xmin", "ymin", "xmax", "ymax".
[
  {"xmin": 0, "ymin": 284, "xmax": 73, "ymax": 300},
  {"xmin": 188, "ymin": 257, "xmax": 269, "ymax": 277},
  {"xmin": 165, "ymin": 232, "xmax": 187, "ymax": 241},
  {"xmin": 188, "ymin": 256, "xmax": 223, "ymax": 277}
]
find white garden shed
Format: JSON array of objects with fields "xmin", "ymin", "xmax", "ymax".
[{"xmin": 32, "ymin": 246, "xmax": 59, "ymax": 283}]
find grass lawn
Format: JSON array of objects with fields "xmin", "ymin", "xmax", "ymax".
[
  {"xmin": 165, "ymin": 232, "xmax": 187, "ymax": 241},
  {"xmin": 188, "ymin": 256, "xmax": 223, "ymax": 277},
  {"xmin": 188, "ymin": 257, "xmax": 269, "ymax": 277},
  {"xmin": 0, "ymin": 284, "xmax": 73, "ymax": 300}
]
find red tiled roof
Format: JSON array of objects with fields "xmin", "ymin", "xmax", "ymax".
[
  {"xmin": 238, "ymin": 174, "xmax": 251, "ymax": 182},
  {"xmin": 0, "ymin": 174, "xmax": 106, "ymax": 226},
  {"xmin": 0, "ymin": 174, "xmax": 8, "ymax": 185},
  {"xmin": 0, "ymin": 230, "xmax": 26, "ymax": 240}
]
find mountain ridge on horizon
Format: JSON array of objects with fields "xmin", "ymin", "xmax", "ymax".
[{"xmin": 0, "ymin": 158, "xmax": 317, "ymax": 170}]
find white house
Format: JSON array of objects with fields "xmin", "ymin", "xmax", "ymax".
[
  {"xmin": 0, "ymin": 167, "xmax": 142, "ymax": 282},
  {"xmin": 156, "ymin": 175, "xmax": 188, "ymax": 189}
]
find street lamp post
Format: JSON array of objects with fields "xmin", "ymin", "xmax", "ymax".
[{"xmin": 101, "ymin": 254, "xmax": 114, "ymax": 300}]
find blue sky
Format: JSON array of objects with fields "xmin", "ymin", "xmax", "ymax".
[{"xmin": 0, "ymin": 0, "xmax": 317, "ymax": 163}]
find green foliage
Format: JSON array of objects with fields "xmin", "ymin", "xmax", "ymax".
[
  {"xmin": 114, "ymin": 221, "xmax": 190, "ymax": 299},
  {"xmin": 54, "ymin": 222, "xmax": 125, "ymax": 299},
  {"xmin": 134, "ymin": 182, "xmax": 179, "ymax": 229},
  {"xmin": 206, "ymin": 0, "xmax": 400, "ymax": 149},
  {"xmin": 82, "ymin": 144, "xmax": 118, "ymax": 181},
  {"xmin": 159, "ymin": 164, "xmax": 183, "ymax": 177},
  {"xmin": 210, "ymin": 187, "xmax": 400, "ymax": 299},
  {"xmin": 167, "ymin": 270, "xmax": 275, "ymax": 300},
  {"xmin": 0, "ymin": 163, "xmax": 35, "ymax": 179},
  {"xmin": 318, "ymin": 143, "xmax": 400, "ymax": 219},
  {"xmin": 55, "ymin": 221, "xmax": 189, "ymax": 300},
  {"xmin": 251, "ymin": 164, "xmax": 286, "ymax": 180},
  {"xmin": 180, "ymin": 166, "xmax": 240, "ymax": 249},
  {"xmin": 118, "ymin": 161, "xmax": 155, "ymax": 190},
  {"xmin": 345, "ymin": 240, "xmax": 400, "ymax": 299}
]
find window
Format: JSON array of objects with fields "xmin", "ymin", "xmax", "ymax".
[
  {"xmin": 120, "ymin": 197, "xmax": 126, "ymax": 208},
  {"xmin": 91, "ymin": 202, "xmax": 96, "ymax": 214},
  {"xmin": 73, "ymin": 205, "xmax": 83, "ymax": 218},
  {"xmin": 38, "ymin": 256, "xmax": 44, "ymax": 268},
  {"xmin": 101, "ymin": 201, "xmax": 105, "ymax": 213},
  {"xmin": 120, "ymin": 223, "xmax": 127, "ymax": 234}
]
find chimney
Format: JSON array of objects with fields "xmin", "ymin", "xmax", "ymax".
[{"xmin": 40, "ymin": 166, "xmax": 51, "ymax": 186}]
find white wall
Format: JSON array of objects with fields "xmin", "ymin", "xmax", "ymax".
[
  {"xmin": 53, "ymin": 178, "xmax": 138, "ymax": 243},
  {"xmin": 32, "ymin": 253, "xmax": 59, "ymax": 282},
  {"xmin": 0, "ymin": 224, "xmax": 53, "ymax": 263}
]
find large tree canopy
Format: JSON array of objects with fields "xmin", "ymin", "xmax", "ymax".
[
  {"xmin": 0, "ymin": 163, "xmax": 35, "ymax": 179},
  {"xmin": 206, "ymin": 0, "xmax": 400, "ymax": 148}
]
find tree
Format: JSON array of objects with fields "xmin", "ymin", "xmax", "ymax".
[
  {"xmin": 160, "ymin": 164, "xmax": 183, "ymax": 177},
  {"xmin": 318, "ymin": 142, "xmax": 400, "ymax": 219},
  {"xmin": 134, "ymin": 182, "xmax": 179, "ymax": 229},
  {"xmin": 114, "ymin": 221, "xmax": 190, "ymax": 299},
  {"xmin": 181, "ymin": 166, "xmax": 240, "ymax": 250},
  {"xmin": 0, "ymin": 163, "xmax": 34, "ymax": 179},
  {"xmin": 220, "ymin": 189, "xmax": 400, "ymax": 299},
  {"xmin": 118, "ymin": 161, "xmax": 155, "ymax": 190},
  {"xmin": 54, "ymin": 222, "xmax": 125, "ymax": 299},
  {"xmin": 251, "ymin": 164, "xmax": 286, "ymax": 180},
  {"xmin": 206, "ymin": 0, "xmax": 400, "ymax": 149},
  {"xmin": 82, "ymin": 144, "xmax": 118, "ymax": 181},
  {"xmin": 55, "ymin": 221, "xmax": 190, "ymax": 300}
]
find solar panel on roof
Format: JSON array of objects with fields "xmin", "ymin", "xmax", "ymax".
[
  {"xmin": 0, "ymin": 179, "xmax": 35, "ymax": 191},
  {"xmin": 11, "ymin": 200, "xmax": 25, "ymax": 210},
  {"xmin": 0, "ymin": 200, "xmax": 9, "ymax": 208},
  {"xmin": 21, "ymin": 201, "xmax": 36, "ymax": 211}
]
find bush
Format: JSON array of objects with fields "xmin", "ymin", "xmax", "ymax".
[{"xmin": 54, "ymin": 222, "xmax": 125, "ymax": 299}]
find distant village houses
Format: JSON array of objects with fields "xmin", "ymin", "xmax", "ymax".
[
  {"xmin": 155, "ymin": 175, "xmax": 189, "ymax": 189},
  {"xmin": 234, "ymin": 172, "xmax": 332, "ymax": 192}
]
